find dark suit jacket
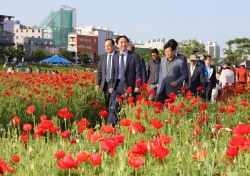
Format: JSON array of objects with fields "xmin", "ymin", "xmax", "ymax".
[
  {"xmin": 157, "ymin": 56, "xmax": 188, "ymax": 96},
  {"xmin": 207, "ymin": 65, "xmax": 217, "ymax": 88},
  {"xmin": 96, "ymin": 51, "xmax": 117, "ymax": 91},
  {"xmin": 187, "ymin": 64, "xmax": 205, "ymax": 93},
  {"xmin": 111, "ymin": 50, "xmax": 142, "ymax": 92}
]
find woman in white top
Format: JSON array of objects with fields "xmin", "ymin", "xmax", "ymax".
[{"xmin": 219, "ymin": 63, "xmax": 235, "ymax": 88}]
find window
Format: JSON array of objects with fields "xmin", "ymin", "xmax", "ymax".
[
  {"xmin": 21, "ymin": 30, "xmax": 23, "ymax": 32},
  {"xmin": 32, "ymin": 30, "xmax": 34, "ymax": 32},
  {"xmin": 16, "ymin": 29, "xmax": 18, "ymax": 32},
  {"xmin": 26, "ymin": 30, "xmax": 28, "ymax": 32},
  {"xmin": 16, "ymin": 36, "xmax": 18, "ymax": 39},
  {"xmin": 38, "ymin": 30, "xmax": 40, "ymax": 33}
]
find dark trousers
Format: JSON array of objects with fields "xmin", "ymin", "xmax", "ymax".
[
  {"xmin": 103, "ymin": 82, "xmax": 111, "ymax": 111},
  {"xmin": 157, "ymin": 85, "xmax": 170, "ymax": 104},
  {"xmin": 202, "ymin": 82, "xmax": 213, "ymax": 101},
  {"xmin": 108, "ymin": 80, "xmax": 127, "ymax": 126}
]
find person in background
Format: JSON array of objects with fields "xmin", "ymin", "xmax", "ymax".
[
  {"xmin": 202, "ymin": 55, "xmax": 216, "ymax": 101},
  {"xmin": 127, "ymin": 45, "xmax": 147, "ymax": 84},
  {"xmin": 157, "ymin": 39, "xmax": 188, "ymax": 103},
  {"xmin": 237, "ymin": 64, "xmax": 249, "ymax": 84},
  {"xmin": 96, "ymin": 38, "xmax": 117, "ymax": 112},
  {"xmin": 219, "ymin": 63, "xmax": 235, "ymax": 88},
  {"xmin": 147, "ymin": 48, "xmax": 161, "ymax": 101},
  {"xmin": 186, "ymin": 54, "xmax": 205, "ymax": 96},
  {"xmin": 211, "ymin": 65, "xmax": 222, "ymax": 103}
]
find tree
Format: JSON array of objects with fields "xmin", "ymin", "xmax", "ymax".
[
  {"xmin": 3, "ymin": 46, "xmax": 16, "ymax": 62},
  {"xmin": 15, "ymin": 49, "xmax": 25, "ymax": 63},
  {"xmin": 178, "ymin": 40, "xmax": 207, "ymax": 59},
  {"xmin": 78, "ymin": 53, "xmax": 90, "ymax": 63},
  {"xmin": 135, "ymin": 48, "xmax": 151, "ymax": 63},
  {"xmin": 58, "ymin": 48, "xmax": 72, "ymax": 60},
  {"xmin": 223, "ymin": 38, "xmax": 250, "ymax": 66},
  {"xmin": 32, "ymin": 48, "xmax": 48, "ymax": 62}
]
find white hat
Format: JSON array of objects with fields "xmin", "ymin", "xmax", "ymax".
[{"xmin": 189, "ymin": 55, "xmax": 198, "ymax": 61}]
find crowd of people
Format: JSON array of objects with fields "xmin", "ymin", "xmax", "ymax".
[{"xmin": 96, "ymin": 36, "xmax": 250, "ymax": 126}]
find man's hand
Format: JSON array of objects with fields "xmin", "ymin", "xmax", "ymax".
[
  {"xmin": 134, "ymin": 87, "xmax": 140, "ymax": 93},
  {"xmin": 109, "ymin": 88, "xmax": 113, "ymax": 93},
  {"xmin": 95, "ymin": 85, "xmax": 100, "ymax": 91},
  {"xmin": 170, "ymin": 81, "xmax": 177, "ymax": 87}
]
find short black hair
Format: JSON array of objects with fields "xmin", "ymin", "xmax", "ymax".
[
  {"xmin": 105, "ymin": 38, "xmax": 115, "ymax": 45},
  {"xmin": 115, "ymin": 35, "xmax": 129, "ymax": 44},
  {"xmin": 164, "ymin": 39, "xmax": 178, "ymax": 50},
  {"xmin": 204, "ymin": 55, "xmax": 212, "ymax": 60},
  {"xmin": 151, "ymin": 48, "xmax": 159, "ymax": 54}
]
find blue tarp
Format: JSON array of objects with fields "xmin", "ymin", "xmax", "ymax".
[
  {"xmin": 40, "ymin": 55, "xmax": 73, "ymax": 64},
  {"xmin": 17, "ymin": 63, "xmax": 25, "ymax": 67}
]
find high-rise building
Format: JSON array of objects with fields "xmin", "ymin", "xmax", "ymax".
[
  {"xmin": 205, "ymin": 41, "xmax": 220, "ymax": 59},
  {"xmin": 0, "ymin": 15, "xmax": 15, "ymax": 59}
]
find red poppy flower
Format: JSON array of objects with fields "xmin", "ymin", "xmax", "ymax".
[
  {"xmin": 60, "ymin": 131, "xmax": 71, "ymax": 138},
  {"xmin": 12, "ymin": 117, "xmax": 22, "ymax": 125},
  {"xmin": 126, "ymin": 87, "xmax": 132, "ymax": 93},
  {"xmin": 26, "ymin": 105, "xmax": 35, "ymax": 114},
  {"xmin": 128, "ymin": 156, "xmax": 144, "ymax": 169},
  {"xmin": 127, "ymin": 96, "xmax": 134, "ymax": 103},
  {"xmin": 101, "ymin": 125, "xmax": 115, "ymax": 134},
  {"xmin": 233, "ymin": 124, "xmax": 250, "ymax": 135},
  {"xmin": 57, "ymin": 155, "xmax": 79, "ymax": 170},
  {"xmin": 0, "ymin": 158, "xmax": 9, "ymax": 174},
  {"xmin": 140, "ymin": 83, "xmax": 148, "ymax": 91},
  {"xmin": 136, "ymin": 107, "xmax": 142, "ymax": 113},
  {"xmin": 226, "ymin": 148, "xmax": 238, "ymax": 157},
  {"xmin": 23, "ymin": 124, "xmax": 32, "ymax": 132},
  {"xmin": 21, "ymin": 132, "xmax": 28, "ymax": 143},
  {"xmin": 159, "ymin": 135, "xmax": 172, "ymax": 144},
  {"xmin": 98, "ymin": 110, "xmax": 108, "ymax": 117},
  {"xmin": 150, "ymin": 119, "xmax": 164, "ymax": 129},
  {"xmin": 151, "ymin": 145, "xmax": 170, "ymax": 160},
  {"xmin": 135, "ymin": 78, "xmax": 141, "ymax": 84},
  {"xmin": 50, "ymin": 126, "xmax": 61, "ymax": 133},
  {"xmin": 101, "ymin": 138, "xmax": 119, "ymax": 157},
  {"xmin": 12, "ymin": 155, "xmax": 20, "ymax": 163},
  {"xmin": 57, "ymin": 108, "xmax": 74, "ymax": 119},
  {"xmin": 89, "ymin": 153, "xmax": 102, "ymax": 166},
  {"xmin": 132, "ymin": 143, "xmax": 148, "ymax": 156},
  {"xmin": 54, "ymin": 150, "xmax": 66, "ymax": 159},
  {"xmin": 192, "ymin": 150, "xmax": 207, "ymax": 160},
  {"xmin": 215, "ymin": 124, "xmax": 223, "ymax": 130},
  {"xmin": 76, "ymin": 151, "xmax": 90, "ymax": 162},
  {"xmin": 120, "ymin": 118, "xmax": 133, "ymax": 126},
  {"xmin": 38, "ymin": 120, "xmax": 54, "ymax": 132},
  {"xmin": 196, "ymin": 86, "xmax": 202, "ymax": 91}
]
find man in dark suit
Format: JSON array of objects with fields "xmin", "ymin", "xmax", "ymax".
[
  {"xmin": 202, "ymin": 55, "xmax": 216, "ymax": 101},
  {"xmin": 127, "ymin": 44, "xmax": 147, "ymax": 84},
  {"xmin": 96, "ymin": 38, "xmax": 117, "ymax": 111},
  {"xmin": 186, "ymin": 55, "xmax": 205, "ymax": 96},
  {"xmin": 108, "ymin": 36, "xmax": 142, "ymax": 125},
  {"xmin": 157, "ymin": 39, "xmax": 188, "ymax": 103}
]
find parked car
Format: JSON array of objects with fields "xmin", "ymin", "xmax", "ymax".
[{"xmin": 83, "ymin": 59, "xmax": 93, "ymax": 65}]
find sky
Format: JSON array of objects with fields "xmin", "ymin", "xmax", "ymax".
[{"xmin": 1, "ymin": 0, "xmax": 250, "ymax": 57}]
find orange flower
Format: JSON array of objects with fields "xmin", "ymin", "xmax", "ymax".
[{"xmin": 192, "ymin": 150, "xmax": 207, "ymax": 160}]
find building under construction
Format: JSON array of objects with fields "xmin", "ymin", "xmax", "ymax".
[{"xmin": 38, "ymin": 5, "xmax": 76, "ymax": 48}]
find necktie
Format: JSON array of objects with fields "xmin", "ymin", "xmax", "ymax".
[
  {"xmin": 106, "ymin": 54, "xmax": 112, "ymax": 82},
  {"xmin": 120, "ymin": 54, "xmax": 125, "ymax": 81}
]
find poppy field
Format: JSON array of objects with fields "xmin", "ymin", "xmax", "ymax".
[{"xmin": 0, "ymin": 72, "xmax": 250, "ymax": 176}]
